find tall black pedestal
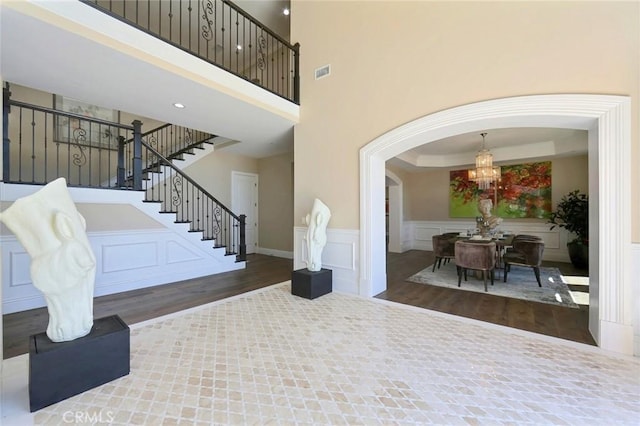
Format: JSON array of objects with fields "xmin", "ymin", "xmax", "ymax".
[
  {"xmin": 291, "ymin": 268, "xmax": 332, "ymax": 299},
  {"xmin": 29, "ymin": 315, "xmax": 130, "ymax": 412}
]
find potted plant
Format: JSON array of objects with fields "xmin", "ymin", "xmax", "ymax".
[{"xmin": 548, "ymin": 190, "xmax": 588, "ymax": 269}]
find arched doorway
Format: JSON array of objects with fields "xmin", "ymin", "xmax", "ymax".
[{"xmin": 360, "ymin": 94, "xmax": 633, "ymax": 355}]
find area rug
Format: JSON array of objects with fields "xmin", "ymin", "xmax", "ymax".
[{"xmin": 407, "ymin": 262, "xmax": 579, "ymax": 308}]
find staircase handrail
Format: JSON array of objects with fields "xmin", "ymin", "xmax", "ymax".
[
  {"xmin": 137, "ymin": 123, "xmax": 173, "ymax": 139},
  {"xmin": 123, "ymin": 122, "xmax": 214, "ymax": 157},
  {"xmin": 4, "ymin": 92, "xmax": 137, "ymax": 186},
  {"xmin": 141, "ymin": 139, "xmax": 241, "ymax": 222},
  {"xmin": 7, "ymin": 99, "xmax": 135, "ymax": 132}
]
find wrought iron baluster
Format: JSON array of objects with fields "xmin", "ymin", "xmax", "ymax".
[
  {"xmin": 18, "ymin": 107, "xmax": 23, "ymax": 182},
  {"xmin": 43, "ymin": 113, "xmax": 48, "ymax": 183},
  {"xmin": 30, "ymin": 109, "xmax": 35, "ymax": 183}
]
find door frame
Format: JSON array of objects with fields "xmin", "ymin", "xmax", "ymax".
[
  {"xmin": 385, "ymin": 170, "xmax": 403, "ymax": 253},
  {"xmin": 231, "ymin": 171, "xmax": 259, "ymax": 254}
]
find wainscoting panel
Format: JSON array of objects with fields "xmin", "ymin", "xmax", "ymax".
[
  {"xmin": 404, "ymin": 220, "xmax": 570, "ymax": 262},
  {"xmin": 166, "ymin": 241, "xmax": 206, "ymax": 264},
  {"xmin": 1, "ymin": 229, "xmax": 243, "ymax": 314},
  {"xmin": 9, "ymin": 251, "xmax": 32, "ymax": 287},
  {"xmin": 102, "ymin": 241, "xmax": 159, "ymax": 273},
  {"xmin": 294, "ymin": 227, "xmax": 359, "ymax": 295}
]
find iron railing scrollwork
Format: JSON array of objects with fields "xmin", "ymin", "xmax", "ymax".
[
  {"xmin": 82, "ymin": 0, "xmax": 300, "ymax": 104},
  {"xmin": 140, "ymin": 141, "xmax": 246, "ymax": 260}
]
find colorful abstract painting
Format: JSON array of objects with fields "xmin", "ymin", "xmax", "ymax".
[{"xmin": 449, "ymin": 161, "xmax": 552, "ymax": 219}]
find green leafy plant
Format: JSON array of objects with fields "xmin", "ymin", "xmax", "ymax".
[{"xmin": 548, "ymin": 190, "xmax": 588, "ymax": 244}]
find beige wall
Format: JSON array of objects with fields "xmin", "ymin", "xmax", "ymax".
[
  {"xmin": 399, "ymin": 155, "xmax": 588, "ymax": 221},
  {"xmin": 0, "ymin": 202, "xmax": 162, "ymax": 235},
  {"xmin": 77, "ymin": 204, "xmax": 163, "ymax": 231},
  {"xmin": 258, "ymin": 152, "xmax": 294, "ymax": 251},
  {"xmin": 292, "ymin": 1, "xmax": 639, "ymax": 240},
  {"xmin": 184, "ymin": 149, "xmax": 258, "ymax": 208}
]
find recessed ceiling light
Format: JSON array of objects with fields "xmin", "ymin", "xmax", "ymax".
[
  {"xmin": 173, "ymin": 103, "xmax": 185, "ymax": 109},
  {"xmin": 236, "ymin": 44, "xmax": 242, "ymax": 50},
  {"xmin": 283, "ymin": 7, "xmax": 290, "ymax": 16}
]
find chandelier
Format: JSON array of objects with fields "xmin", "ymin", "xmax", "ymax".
[{"xmin": 468, "ymin": 132, "xmax": 501, "ymax": 190}]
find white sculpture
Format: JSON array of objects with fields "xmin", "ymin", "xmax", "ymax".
[
  {"xmin": 303, "ymin": 198, "xmax": 331, "ymax": 272},
  {"xmin": 477, "ymin": 198, "xmax": 502, "ymax": 235},
  {"xmin": 0, "ymin": 178, "xmax": 96, "ymax": 342}
]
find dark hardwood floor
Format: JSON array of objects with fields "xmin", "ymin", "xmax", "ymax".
[
  {"xmin": 3, "ymin": 251, "xmax": 594, "ymax": 359},
  {"xmin": 378, "ymin": 250, "xmax": 594, "ymax": 346},
  {"xmin": 2, "ymin": 254, "xmax": 293, "ymax": 359}
]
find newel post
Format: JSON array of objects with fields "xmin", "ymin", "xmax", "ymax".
[
  {"xmin": 238, "ymin": 214, "xmax": 247, "ymax": 262},
  {"xmin": 3, "ymin": 83, "xmax": 11, "ymax": 182},
  {"xmin": 132, "ymin": 120, "xmax": 142, "ymax": 191}
]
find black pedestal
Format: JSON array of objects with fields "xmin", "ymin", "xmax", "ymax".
[
  {"xmin": 291, "ymin": 268, "xmax": 332, "ymax": 299},
  {"xmin": 29, "ymin": 315, "xmax": 130, "ymax": 412}
]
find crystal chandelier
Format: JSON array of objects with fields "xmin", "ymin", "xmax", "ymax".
[{"xmin": 468, "ymin": 132, "xmax": 500, "ymax": 190}]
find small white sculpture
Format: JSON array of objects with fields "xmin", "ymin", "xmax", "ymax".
[
  {"xmin": 477, "ymin": 198, "xmax": 502, "ymax": 235},
  {"xmin": 0, "ymin": 178, "xmax": 96, "ymax": 342},
  {"xmin": 303, "ymin": 198, "xmax": 331, "ymax": 272}
]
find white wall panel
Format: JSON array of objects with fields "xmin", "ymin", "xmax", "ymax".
[
  {"xmin": 1, "ymin": 229, "xmax": 243, "ymax": 314},
  {"xmin": 9, "ymin": 252, "xmax": 32, "ymax": 287},
  {"xmin": 102, "ymin": 242, "xmax": 159, "ymax": 273},
  {"xmin": 166, "ymin": 241, "xmax": 205, "ymax": 264},
  {"xmin": 294, "ymin": 227, "xmax": 359, "ymax": 295}
]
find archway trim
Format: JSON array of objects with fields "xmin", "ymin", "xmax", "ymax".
[{"xmin": 359, "ymin": 94, "xmax": 632, "ymax": 355}]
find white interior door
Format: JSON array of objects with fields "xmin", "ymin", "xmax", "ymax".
[{"xmin": 232, "ymin": 171, "xmax": 258, "ymax": 254}]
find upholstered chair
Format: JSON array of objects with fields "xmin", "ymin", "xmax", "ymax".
[
  {"xmin": 432, "ymin": 234, "xmax": 457, "ymax": 272},
  {"xmin": 503, "ymin": 234, "xmax": 542, "ymax": 256},
  {"xmin": 503, "ymin": 239, "xmax": 545, "ymax": 286},
  {"xmin": 512, "ymin": 234, "xmax": 543, "ymax": 242},
  {"xmin": 454, "ymin": 240, "xmax": 496, "ymax": 292},
  {"xmin": 431, "ymin": 232, "xmax": 458, "ymax": 272}
]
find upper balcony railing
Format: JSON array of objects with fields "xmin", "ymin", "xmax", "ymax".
[{"xmin": 81, "ymin": 0, "xmax": 300, "ymax": 104}]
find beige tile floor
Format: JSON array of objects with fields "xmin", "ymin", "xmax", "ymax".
[{"xmin": 2, "ymin": 282, "xmax": 639, "ymax": 425}]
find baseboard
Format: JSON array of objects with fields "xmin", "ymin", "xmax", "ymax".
[{"xmin": 256, "ymin": 247, "xmax": 293, "ymax": 259}]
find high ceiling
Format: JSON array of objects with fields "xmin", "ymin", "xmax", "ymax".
[
  {"xmin": 237, "ymin": 0, "xmax": 290, "ymax": 40},
  {"xmin": 390, "ymin": 127, "xmax": 588, "ymax": 172},
  {"xmin": 2, "ymin": 2, "xmax": 588, "ymax": 164},
  {"xmin": 0, "ymin": 1, "xmax": 297, "ymax": 159}
]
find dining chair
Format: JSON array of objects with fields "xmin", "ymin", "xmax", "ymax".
[
  {"xmin": 454, "ymin": 240, "xmax": 496, "ymax": 292},
  {"xmin": 432, "ymin": 234, "xmax": 457, "ymax": 272},
  {"xmin": 503, "ymin": 239, "xmax": 545, "ymax": 286}
]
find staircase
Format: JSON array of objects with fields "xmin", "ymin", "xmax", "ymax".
[
  {"xmin": 115, "ymin": 122, "xmax": 246, "ymax": 261},
  {"xmin": 1, "ymin": 89, "xmax": 248, "ymax": 313},
  {"xmin": 3, "ymin": 86, "xmax": 246, "ymax": 280},
  {"xmin": 135, "ymin": 134, "xmax": 245, "ymax": 259}
]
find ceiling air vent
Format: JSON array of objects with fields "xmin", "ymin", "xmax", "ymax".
[{"xmin": 314, "ymin": 64, "xmax": 331, "ymax": 80}]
